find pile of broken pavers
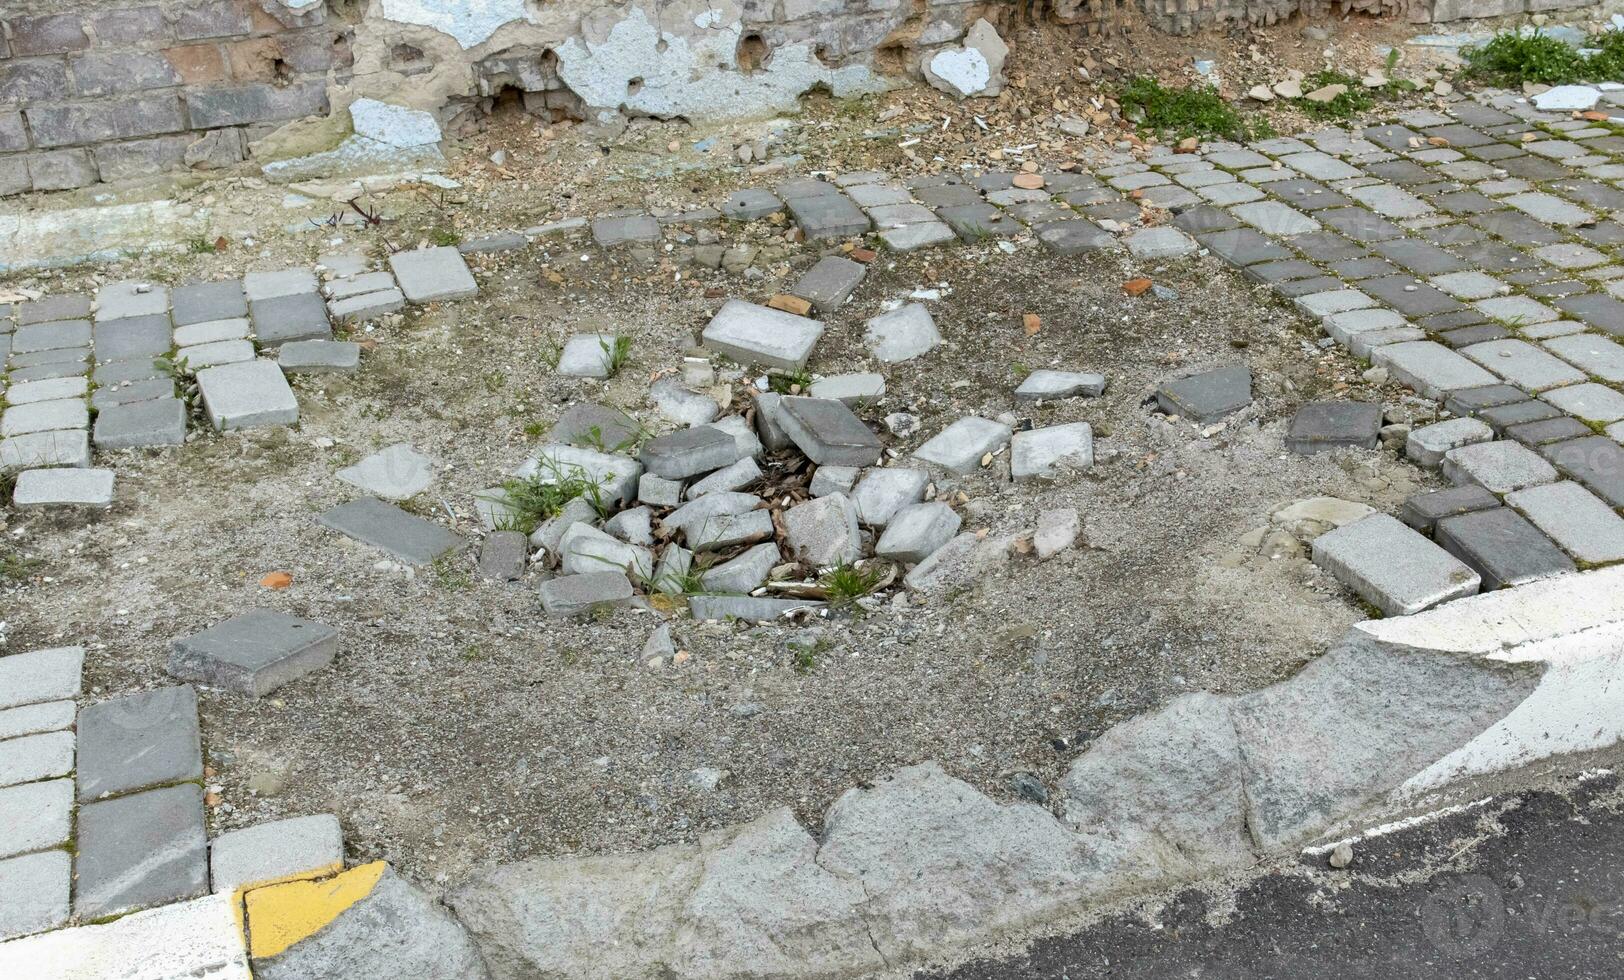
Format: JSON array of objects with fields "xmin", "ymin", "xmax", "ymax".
[{"xmin": 467, "ymin": 297, "xmax": 1094, "ymax": 629}]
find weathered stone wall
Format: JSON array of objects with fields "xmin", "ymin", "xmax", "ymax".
[
  {"xmin": 0, "ymin": 1, "xmax": 346, "ymax": 195},
  {"xmin": 0, "ymin": 0, "xmax": 1602, "ymax": 197}
]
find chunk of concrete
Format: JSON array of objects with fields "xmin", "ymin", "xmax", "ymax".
[
  {"xmin": 337, "ymin": 443, "xmax": 436, "ymax": 500},
  {"xmin": 1015, "ymin": 370, "xmax": 1106, "ymax": 402},
  {"xmin": 1011, "ymin": 423, "xmax": 1093, "ymax": 480},
  {"xmin": 783, "ymin": 494, "xmax": 861, "ymax": 568}
]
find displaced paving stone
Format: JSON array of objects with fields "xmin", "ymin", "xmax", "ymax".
[
  {"xmin": 0, "ymin": 647, "xmax": 82, "ymax": 710},
  {"xmin": 540, "ymin": 571, "xmax": 635, "ymax": 617},
  {"xmin": 1011, "ymin": 423, "xmax": 1093, "ymax": 480},
  {"xmin": 1310, "ymin": 514, "xmax": 1481, "ymax": 616},
  {"xmin": 196, "ymin": 360, "xmax": 299, "ymax": 430},
  {"xmin": 863, "ymin": 304, "xmax": 941, "ymax": 363},
  {"xmin": 809, "ymin": 465, "xmax": 859, "ymax": 498},
  {"xmin": 638, "ymin": 473, "xmax": 683, "ymax": 508},
  {"xmin": 518, "ymin": 444, "xmax": 643, "ymax": 508},
  {"xmin": 689, "ymin": 509, "xmax": 775, "ymax": 552},
  {"xmin": 1371, "ymin": 341, "xmax": 1498, "ymax": 399},
  {"xmin": 880, "ymin": 221, "xmax": 958, "ymax": 252},
  {"xmin": 1436, "ymin": 507, "xmax": 1575, "ymax": 590},
  {"xmin": 1125, "ymin": 226, "xmax": 1196, "ymax": 258},
  {"xmin": 1443, "ymin": 440, "xmax": 1559, "ymax": 494},
  {"xmin": 0, "ymin": 731, "xmax": 73, "ymax": 788},
  {"xmin": 592, "ymin": 214, "xmax": 660, "ymax": 247},
  {"xmin": 336, "ymin": 444, "xmax": 435, "ymax": 500},
  {"xmin": 527, "ymin": 496, "xmax": 598, "ymax": 557},
  {"xmin": 1015, "ymin": 370, "xmax": 1106, "ymax": 402},
  {"xmin": 75, "ymin": 784, "xmax": 208, "ymax": 919},
  {"xmin": 11, "ymin": 467, "xmax": 113, "ymax": 507},
  {"xmin": 388, "ymin": 246, "xmax": 477, "ymax": 303},
  {"xmin": 777, "ymin": 397, "xmax": 883, "ymax": 467},
  {"xmin": 318, "ymin": 497, "xmax": 462, "ymax": 565},
  {"xmin": 719, "ymin": 189, "xmax": 783, "ymax": 221},
  {"xmin": 552, "ymin": 403, "xmax": 641, "ymax": 451},
  {"xmin": 850, "ymin": 468, "xmax": 930, "ymax": 527},
  {"xmin": 557, "ymin": 523, "xmax": 654, "ymax": 579},
  {"xmin": 700, "ymin": 542, "xmax": 781, "ymax": 594},
  {"xmin": 1407, "ymin": 417, "xmax": 1495, "ymax": 469},
  {"xmin": 688, "ymin": 595, "xmax": 823, "ymax": 622},
  {"xmin": 603, "ymin": 507, "xmax": 654, "ymax": 545},
  {"xmin": 783, "ymin": 494, "xmax": 861, "ymax": 568},
  {"xmin": 1033, "ymin": 508, "xmax": 1080, "ymax": 559},
  {"xmin": 1156, "ymin": 365, "xmax": 1252, "ymax": 423},
  {"xmin": 478, "ymin": 530, "xmax": 528, "ymax": 582},
  {"xmin": 793, "ymin": 257, "xmax": 865, "ymax": 312},
  {"xmin": 915, "ymin": 417, "xmax": 1012, "ymax": 473},
  {"xmin": 92, "ymin": 397, "xmax": 187, "ymax": 449},
  {"xmin": 250, "ymin": 291, "xmax": 332, "ymax": 346},
  {"xmin": 76, "ymin": 685, "xmax": 202, "ymax": 801},
  {"xmin": 686, "ymin": 457, "xmax": 762, "ymax": 498},
  {"xmin": 641, "ymin": 426, "xmax": 736, "ymax": 479},
  {"xmin": 279, "ymin": 340, "xmax": 360, "ymax": 374},
  {"xmin": 807, "ymin": 373, "xmax": 884, "ymax": 405},
  {"xmin": 176, "ymin": 338, "xmax": 256, "ymax": 370},
  {"xmin": 555, "ymin": 333, "xmax": 623, "ymax": 378},
  {"xmin": 0, "ymin": 850, "xmax": 68, "ymax": 940},
  {"xmin": 169, "ymin": 611, "xmax": 340, "ymax": 698},
  {"xmin": 1399, "ymin": 485, "xmax": 1501, "ymax": 534},
  {"xmin": 328, "ymin": 288, "xmax": 406, "ymax": 323},
  {"xmin": 210, "ymin": 813, "xmax": 344, "ymax": 894},
  {"xmin": 702, "ymin": 300, "xmax": 824, "ymax": 370},
  {"xmin": 1506, "ymin": 480, "xmax": 1624, "ymax": 565},
  {"xmin": 0, "ymin": 429, "xmax": 91, "ymax": 471},
  {"xmin": 876, "ymin": 502, "xmax": 962, "ymax": 564},
  {"xmin": 649, "ymin": 379, "xmax": 719, "ymax": 426},
  {"xmin": 1285, "ymin": 402, "xmax": 1382, "ymax": 454}
]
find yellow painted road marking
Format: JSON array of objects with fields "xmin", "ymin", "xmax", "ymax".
[{"xmin": 244, "ymin": 861, "xmax": 387, "ymax": 958}]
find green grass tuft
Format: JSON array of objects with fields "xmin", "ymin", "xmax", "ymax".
[
  {"xmin": 819, "ymin": 562, "xmax": 887, "ymax": 606},
  {"xmin": 484, "ymin": 459, "xmax": 607, "ymax": 535},
  {"xmin": 1294, "ymin": 70, "xmax": 1374, "ymax": 121},
  {"xmin": 1119, "ymin": 77, "xmax": 1269, "ymax": 143},
  {"xmin": 1462, "ymin": 29, "xmax": 1589, "ymax": 86}
]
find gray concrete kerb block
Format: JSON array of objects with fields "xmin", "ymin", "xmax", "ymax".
[{"xmin": 169, "ymin": 610, "xmax": 340, "ymax": 698}]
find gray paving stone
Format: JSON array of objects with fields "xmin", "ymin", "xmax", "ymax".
[
  {"xmin": 1399, "ymin": 485, "xmax": 1501, "ymax": 534},
  {"xmin": 1481, "ymin": 399, "xmax": 1564, "ymax": 432},
  {"xmin": 557, "ymin": 523, "xmax": 654, "ymax": 579},
  {"xmin": 1345, "ymin": 183, "xmax": 1433, "ymax": 218},
  {"xmin": 75, "ymin": 784, "xmax": 208, "ymax": 919},
  {"xmin": 478, "ymin": 530, "xmax": 529, "ymax": 582},
  {"xmin": 516, "ymin": 444, "xmax": 642, "ymax": 508},
  {"xmin": 168, "ymin": 611, "xmax": 339, "ymax": 697},
  {"xmin": 1436, "ymin": 507, "xmax": 1575, "ymax": 590},
  {"xmin": 0, "ymin": 429, "xmax": 91, "ymax": 471},
  {"xmin": 875, "ymin": 502, "xmax": 961, "ymax": 564},
  {"xmin": 527, "ymin": 496, "xmax": 598, "ymax": 557},
  {"xmin": 92, "ymin": 314, "xmax": 171, "ymax": 363},
  {"xmin": 336, "ymin": 443, "xmax": 435, "ymax": 500},
  {"xmin": 1174, "ymin": 205, "xmax": 1241, "ymax": 234},
  {"xmin": 93, "ymin": 398, "xmax": 187, "ymax": 449},
  {"xmin": 1369, "ymin": 239, "xmax": 1464, "ymax": 276},
  {"xmin": 1295, "ymin": 289, "xmax": 1376, "ymax": 318},
  {"xmin": 210, "ymin": 813, "xmax": 344, "ymax": 894},
  {"xmin": 1506, "ymin": 415, "xmax": 1591, "ymax": 447},
  {"xmin": 1322, "ymin": 307, "xmax": 1408, "ymax": 347},
  {"xmin": 687, "ymin": 595, "xmax": 822, "ymax": 622},
  {"xmin": 0, "ymin": 647, "xmax": 82, "ymax": 710},
  {"xmin": 591, "ymin": 214, "xmax": 660, "ymax": 247},
  {"xmin": 1460, "ymin": 339, "xmax": 1586, "ymax": 392},
  {"xmin": 785, "ymin": 192, "xmax": 869, "ymax": 240},
  {"xmin": 1542, "ymin": 436, "xmax": 1624, "ymax": 508},
  {"xmin": 1543, "ymin": 333, "xmax": 1624, "ymax": 381},
  {"xmin": 10, "ymin": 346, "xmax": 91, "ymax": 370},
  {"xmin": 2, "ymin": 399, "xmax": 87, "ymax": 438},
  {"xmin": 388, "ymin": 246, "xmax": 477, "ymax": 303},
  {"xmin": 808, "ymin": 465, "xmax": 859, "ymax": 498},
  {"xmin": 847, "ymin": 184, "xmax": 911, "ymax": 207},
  {"xmin": 1349, "ymin": 326, "xmax": 1427, "ymax": 359},
  {"xmin": 1504, "ymin": 191, "xmax": 1592, "ymax": 226},
  {"xmin": 867, "ymin": 202, "xmax": 940, "ymax": 226},
  {"xmin": 863, "ymin": 304, "xmax": 941, "ymax": 363},
  {"xmin": 196, "ymin": 359, "xmax": 299, "ymax": 430},
  {"xmin": 879, "ymin": 221, "xmax": 958, "ymax": 252},
  {"xmin": 0, "ymin": 850, "xmax": 69, "ymax": 940},
  {"xmin": 1360, "ymin": 275, "xmax": 1462, "ymax": 317},
  {"xmin": 1475, "ymin": 295, "xmax": 1559, "ymax": 325},
  {"xmin": 1310, "ymin": 513, "xmax": 1481, "ymax": 616},
  {"xmin": 279, "ymin": 340, "xmax": 360, "ymax": 374},
  {"xmin": 719, "ymin": 189, "xmax": 783, "ymax": 221},
  {"xmin": 539, "ymin": 571, "xmax": 634, "ymax": 617},
  {"xmin": 76, "ymin": 685, "xmax": 202, "ymax": 801},
  {"xmin": 0, "ymin": 778, "xmax": 71, "ymax": 859},
  {"xmin": 171, "ymin": 280, "xmax": 247, "ymax": 326},
  {"xmin": 702, "ymin": 300, "xmax": 824, "ymax": 370},
  {"xmin": 1443, "ymin": 440, "xmax": 1559, "ymax": 494},
  {"xmin": 1315, "ymin": 207, "xmax": 1406, "ymax": 242},
  {"xmin": 699, "ymin": 541, "xmax": 780, "ymax": 594},
  {"xmin": 243, "ymin": 269, "xmax": 318, "ymax": 303},
  {"xmin": 317, "ymin": 497, "xmax": 463, "ymax": 565},
  {"xmin": 1156, "ymin": 364, "xmax": 1252, "ymax": 423},
  {"xmin": 807, "ymin": 373, "xmax": 884, "ymax": 406},
  {"xmin": 1196, "ymin": 228, "xmax": 1291, "ymax": 266},
  {"xmin": 1543, "ymin": 382, "xmax": 1624, "ymax": 422},
  {"xmin": 92, "ymin": 356, "xmax": 163, "ymax": 385},
  {"xmin": 793, "ymin": 256, "xmax": 865, "ymax": 312},
  {"xmin": 1198, "ymin": 182, "xmax": 1265, "ymax": 205},
  {"xmin": 639, "ymin": 426, "xmax": 735, "ymax": 479},
  {"xmin": 555, "ymin": 333, "xmax": 621, "ymax": 378},
  {"xmin": 685, "ymin": 456, "xmax": 762, "ymax": 498},
  {"xmin": 1286, "ymin": 402, "xmax": 1382, "ymax": 454},
  {"xmin": 327, "ymin": 288, "xmax": 405, "ymax": 323},
  {"xmin": 0, "ymin": 701, "xmax": 75, "ymax": 740},
  {"xmin": 12, "ymin": 466, "xmax": 113, "ymax": 507},
  {"xmin": 782, "ymin": 493, "xmax": 860, "ymax": 568},
  {"xmin": 1015, "ymin": 370, "xmax": 1106, "ymax": 402},
  {"xmin": 776, "ymin": 396, "xmax": 882, "ymax": 467},
  {"xmin": 4, "ymin": 376, "xmax": 86, "ymax": 406},
  {"xmin": 851, "ymin": 468, "xmax": 930, "ymax": 527},
  {"xmin": 1125, "ymin": 226, "xmax": 1196, "ymax": 258},
  {"xmin": 1230, "ymin": 200, "xmax": 1320, "ymax": 236},
  {"xmin": 93, "ymin": 282, "xmax": 169, "ymax": 323},
  {"xmin": 914, "ymin": 416, "xmax": 1013, "ymax": 473},
  {"xmin": 11, "ymin": 319, "xmax": 90, "ymax": 354},
  {"xmin": 1506, "ymin": 480, "xmax": 1624, "ymax": 564},
  {"xmin": 1445, "ymin": 383, "xmax": 1530, "ymax": 417},
  {"xmin": 250, "ymin": 291, "xmax": 331, "ymax": 346},
  {"xmin": 1011, "ymin": 422, "xmax": 1094, "ymax": 480},
  {"xmin": 1371, "ymin": 341, "xmax": 1499, "ymax": 399},
  {"xmin": 16, "ymin": 294, "xmax": 90, "ymax": 326},
  {"xmin": 1407, "ymin": 417, "xmax": 1494, "ymax": 469},
  {"xmin": 1553, "ymin": 293, "xmax": 1624, "ymax": 335},
  {"xmin": 551, "ymin": 403, "xmax": 641, "ymax": 452},
  {"xmin": 0, "ymin": 731, "xmax": 73, "ymax": 788},
  {"xmin": 175, "ymin": 338, "xmax": 255, "ymax": 370}
]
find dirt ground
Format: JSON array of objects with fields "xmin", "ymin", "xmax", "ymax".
[{"xmin": 0, "ymin": 14, "xmax": 1500, "ymax": 885}]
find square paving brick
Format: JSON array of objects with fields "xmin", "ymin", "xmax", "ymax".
[
  {"xmin": 914, "ymin": 416, "xmax": 1014, "ymax": 473},
  {"xmin": 1399, "ymin": 485, "xmax": 1501, "ymax": 534},
  {"xmin": 92, "ymin": 315, "xmax": 171, "ymax": 363},
  {"xmin": 0, "ymin": 850, "xmax": 69, "ymax": 940},
  {"xmin": 317, "ymin": 497, "xmax": 464, "ymax": 565},
  {"xmin": 76, "ymin": 686, "xmax": 202, "ymax": 801},
  {"xmin": 1460, "ymin": 339, "xmax": 1586, "ymax": 392},
  {"xmin": 785, "ymin": 193, "xmax": 869, "ymax": 240},
  {"xmin": 793, "ymin": 257, "xmax": 865, "ymax": 312},
  {"xmin": 388, "ymin": 246, "xmax": 477, "ymax": 303},
  {"xmin": 93, "ymin": 398, "xmax": 187, "ymax": 449},
  {"xmin": 639, "ymin": 426, "xmax": 735, "ymax": 479},
  {"xmin": 171, "ymin": 280, "xmax": 247, "ymax": 326},
  {"xmin": 0, "ymin": 647, "xmax": 82, "ymax": 710},
  {"xmin": 777, "ymin": 397, "xmax": 883, "ymax": 467},
  {"xmin": 75, "ymin": 784, "xmax": 208, "ymax": 919},
  {"xmin": 1436, "ymin": 507, "xmax": 1575, "ymax": 591},
  {"xmin": 1311, "ymin": 514, "xmax": 1480, "ymax": 616},
  {"xmin": 1443, "ymin": 440, "xmax": 1559, "ymax": 494},
  {"xmin": 209, "ymin": 813, "xmax": 344, "ymax": 894},
  {"xmin": 195, "ymin": 360, "xmax": 299, "ymax": 430},
  {"xmin": 702, "ymin": 300, "xmax": 824, "ymax": 370},
  {"xmin": 0, "ymin": 731, "xmax": 73, "ymax": 789},
  {"xmin": 1507, "ymin": 480, "xmax": 1624, "ymax": 564},
  {"xmin": 169, "ymin": 610, "xmax": 339, "ymax": 698},
  {"xmin": 249, "ymin": 291, "xmax": 331, "ymax": 345},
  {"xmin": 1156, "ymin": 365, "xmax": 1253, "ymax": 423}
]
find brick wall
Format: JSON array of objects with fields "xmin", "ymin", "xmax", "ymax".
[{"xmin": 0, "ymin": 1, "xmax": 349, "ymax": 196}]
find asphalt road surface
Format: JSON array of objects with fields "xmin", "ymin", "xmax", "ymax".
[{"xmin": 926, "ymin": 774, "xmax": 1624, "ymax": 980}]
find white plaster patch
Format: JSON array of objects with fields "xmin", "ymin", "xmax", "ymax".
[
  {"xmin": 350, "ymin": 99, "xmax": 443, "ymax": 147},
  {"xmin": 555, "ymin": 7, "xmax": 886, "ymax": 122},
  {"xmin": 927, "ymin": 48, "xmax": 991, "ymax": 98},
  {"xmin": 378, "ymin": 0, "xmax": 531, "ymax": 49},
  {"xmin": 0, "ymin": 201, "xmax": 211, "ymax": 274},
  {"xmin": 1531, "ymin": 84, "xmax": 1601, "ymax": 111}
]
